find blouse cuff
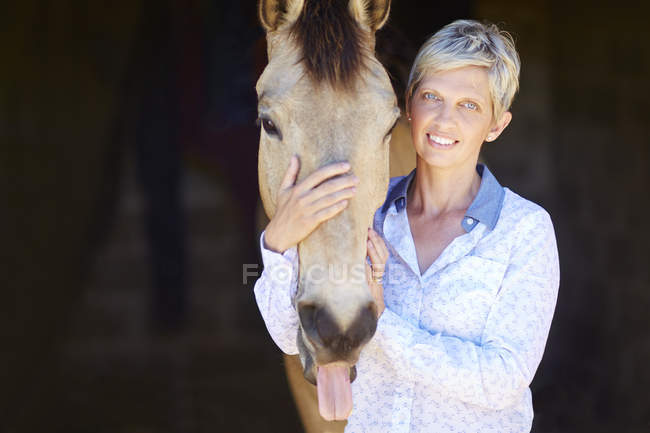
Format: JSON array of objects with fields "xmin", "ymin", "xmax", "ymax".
[{"xmin": 260, "ymin": 230, "xmax": 298, "ymax": 267}]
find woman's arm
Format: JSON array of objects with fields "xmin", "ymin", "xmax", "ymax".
[
  {"xmin": 254, "ymin": 230, "xmax": 301, "ymax": 355},
  {"xmin": 369, "ymin": 210, "xmax": 560, "ymax": 410}
]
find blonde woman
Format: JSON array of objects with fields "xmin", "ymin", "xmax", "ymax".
[{"xmin": 257, "ymin": 19, "xmax": 559, "ymax": 432}]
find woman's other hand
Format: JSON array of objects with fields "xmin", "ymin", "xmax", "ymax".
[
  {"xmin": 366, "ymin": 228, "xmax": 388, "ymax": 318},
  {"xmin": 264, "ymin": 155, "xmax": 359, "ymax": 253}
]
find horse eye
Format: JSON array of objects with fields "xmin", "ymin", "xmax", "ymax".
[
  {"xmin": 256, "ymin": 116, "xmax": 281, "ymax": 139},
  {"xmin": 262, "ymin": 119, "xmax": 277, "ymax": 134}
]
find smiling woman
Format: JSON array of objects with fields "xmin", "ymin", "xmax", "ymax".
[{"xmin": 353, "ymin": 20, "xmax": 559, "ymax": 432}]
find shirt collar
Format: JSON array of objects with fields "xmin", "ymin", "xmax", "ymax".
[{"xmin": 380, "ymin": 163, "xmax": 505, "ymax": 232}]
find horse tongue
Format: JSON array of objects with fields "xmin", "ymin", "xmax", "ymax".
[{"xmin": 317, "ymin": 365, "xmax": 353, "ymax": 421}]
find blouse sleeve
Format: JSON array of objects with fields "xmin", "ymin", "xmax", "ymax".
[
  {"xmin": 371, "ymin": 210, "xmax": 560, "ymax": 410},
  {"xmin": 253, "ymin": 231, "xmax": 300, "ymax": 355}
]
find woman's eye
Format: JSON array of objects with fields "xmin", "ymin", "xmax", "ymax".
[
  {"xmin": 463, "ymin": 101, "xmax": 478, "ymax": 111},
  {"xmin": 423, "ymin": 92, "xmax": 438, "ymax": 101}
]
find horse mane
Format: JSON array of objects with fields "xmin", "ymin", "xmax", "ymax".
[{"xmin": 290, "ymin": 0, "xmax": 368, "ymax": 89}]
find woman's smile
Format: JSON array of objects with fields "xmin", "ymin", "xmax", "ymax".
[{"xmin": 426, "ymin": 132, "xmax": 458, "ymax": 149}]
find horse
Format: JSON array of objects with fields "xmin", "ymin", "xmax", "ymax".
[{"xmin": 256, "ymin": 0, "xmax": 409, "ymax": 430}]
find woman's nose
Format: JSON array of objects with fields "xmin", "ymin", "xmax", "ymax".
[{"xmin": 432, "ymin": 102, "xmax": 456, "ymax": 127}]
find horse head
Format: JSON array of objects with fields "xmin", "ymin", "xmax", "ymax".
[{"xmin": 256, "ymin": 0, "xmax": 397, "ymax": 420}]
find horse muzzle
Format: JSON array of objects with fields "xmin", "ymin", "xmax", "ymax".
[{"xmin": 297, "ymin": 301, "xmax": 377, "ymax": 377}]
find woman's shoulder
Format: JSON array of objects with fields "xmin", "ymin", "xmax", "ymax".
[
  {"xmin": 498, "ymin": 187, "xmax": 555, "ymax": 236},
  {"xmin": 494, "ymin": 188, "xmax": 559, "ymax": 279},
  {"xmin": 502, "ymin": 187, "xmax": 549, "ymax": 214}
]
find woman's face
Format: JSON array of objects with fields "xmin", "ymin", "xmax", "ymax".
[{"xmin": 408, "ymin": 65, "xmax": 511, "ymax": 171}]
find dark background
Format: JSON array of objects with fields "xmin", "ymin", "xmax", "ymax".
[{"xmin": 2, "ymin": 1, "xmax": 649, "ymax": 432}]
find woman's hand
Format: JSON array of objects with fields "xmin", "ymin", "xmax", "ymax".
[
  {"xmin": 365, "ymin": 228, "xmax": 389, "ymax": 319},
  {"xmin": 264, "ymin": 155, "xmax": 359, "ymax": 253}
]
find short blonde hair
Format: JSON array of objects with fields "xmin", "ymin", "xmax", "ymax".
[{"xmin": 406, "ymin": 19, "xmax": 521, "ymax": 121}]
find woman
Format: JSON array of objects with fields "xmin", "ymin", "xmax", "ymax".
[{"xmin": 256, "ymin": 19, "xmax": 559, "ymax": 433}]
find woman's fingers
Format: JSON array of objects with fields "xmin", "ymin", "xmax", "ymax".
[
  {"xmin": 311, "ymin": 199, "xmax": 348, "ymax": 223},
  {"xmin": 365, "ymin": 261, "xmax": 376, "ymax": 287},
  {"xmin": 296, "ymin": 161, "xmax": 351, "ymax": 193},
  {"xmin": 367, "ymin": 240, "xmax": 385, "ymax": 274},
  {"xmin": 305, "ymin": 174, "xmax": 359, "ymax": 204},
  {"xmin": 280, "ymin": 155, "xmax": 300, "ymax": 190},
  {"xmin": 306, "ymin": 186, "xmax": 357, "ymax": 213},
  {"xmin": 368, "ymin": 229, "xmax": 388, "ymax": 262}
]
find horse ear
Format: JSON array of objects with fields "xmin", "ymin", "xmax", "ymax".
[
  {"xmin": 368, "ymin": 0, "xmax": 391, "ymax": 30},
  {"xmin": 349, "ymin": 0, "xmax": 391, "ymax": 31},
  {"xmin": 259, "ymin": 0, "xmax": 305, "ymax": 32}
]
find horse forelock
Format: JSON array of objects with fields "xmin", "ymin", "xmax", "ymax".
[{"xmin": 290, "ymin": 0, "xmax": 369, "ymax": 90}]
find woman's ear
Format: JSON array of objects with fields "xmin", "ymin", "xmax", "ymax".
[{"xmin": 486, "ymin": 111, "xmax": 512, "ymax": 142}]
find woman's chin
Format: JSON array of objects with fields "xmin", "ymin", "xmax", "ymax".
[{"xmin": 416, "ymin": 151, "xmax": 457, "ymax": 169}]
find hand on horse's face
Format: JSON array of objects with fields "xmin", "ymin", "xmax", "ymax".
[
  {"xmin": 264, "ymin": 155, "xmax": 360, "ymax": 254},
  {"xmin": 365, "ymin": 228, "xmax": 388, "ymax": 319}
]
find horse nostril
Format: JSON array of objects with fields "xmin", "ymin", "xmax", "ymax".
[
  {"xmin": 347, "ymin": 302, "xmax": 378, "ymax": 348},
  {"xmin": 315, "ymin": 308, "xmax": 342, "ymax": 347},
  {"xmin": 298, "ymin": 304, "xmax": 343, "ymax": 349},
  {"xmin": 298, "ymin": 302, "xmax": 319, "ymax": 341}
]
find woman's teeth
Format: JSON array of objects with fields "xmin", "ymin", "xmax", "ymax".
[{"xmin": 427, "ymin": 134, "xmax": 456, "ymax": 147}]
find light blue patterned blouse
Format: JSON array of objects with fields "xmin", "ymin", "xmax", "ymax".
[{"xmin": 254, "ymin": 164, "xmax": 560, "ymax": 433}]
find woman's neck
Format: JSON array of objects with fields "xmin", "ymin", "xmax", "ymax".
[{"xmin": 408, "ymin": 158, "xmax": 481, "ymax": 218}]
